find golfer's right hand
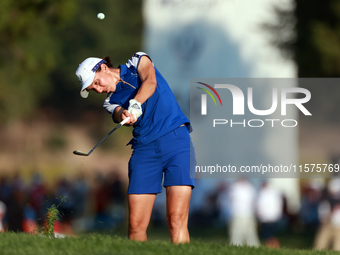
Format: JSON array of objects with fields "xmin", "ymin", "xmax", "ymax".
[{"xmin": 122, "ymin": 109, "xmax": 136, "ymax": 126}]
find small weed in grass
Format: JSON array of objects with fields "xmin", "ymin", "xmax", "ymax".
[{"xmin": 40, "ymin": 196, "xmax": 66, "ymax": 238}]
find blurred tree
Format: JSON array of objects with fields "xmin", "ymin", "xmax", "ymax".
[
  {"xmin": 296, "ymin": 0, "xmax": 340, "ymax": 77},
  {"xmin": 0, "ymin": 0, "xmax": 143, "ymax": 122},
  {"xmin": 0, "ymin": 0, "xmax": 77, "ymax": 122},
  {"xmin": 265, "ymin": 0, "xmax": 340, "ymax": 77},
  {"xmin": 265, "ymin": 0, "xmax": 340, "ymax": 123}
]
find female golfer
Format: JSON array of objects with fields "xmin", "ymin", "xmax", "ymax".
[{"xmin": 75, "ymin": 52, "xmax": 195, "ymax": 243}]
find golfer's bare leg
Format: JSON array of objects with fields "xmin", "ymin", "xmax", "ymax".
[
  {"xmin": 166, "ymin": 186, "xmax": 192, "ymax": 244},
  {"xmin": 128, "ymin": 194, "xmax": 157, "ymax": 241}
]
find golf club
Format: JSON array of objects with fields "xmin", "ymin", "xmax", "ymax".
[{"xmin": 73, "ymin": 117, "xmax": 131, "ymax": 156}]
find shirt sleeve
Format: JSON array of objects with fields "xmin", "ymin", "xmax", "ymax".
[
  {"xmin": 103, "ymin": 92, "xmax": 119, "ymax": 115},
  {"xmin": 126, "ymin": 52, "xmax": 153, "ymax": 71}
]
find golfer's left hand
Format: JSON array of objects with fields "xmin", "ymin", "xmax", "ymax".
[{"xmin": 128, "ymin": 99, "xmax": 142, "ymax": 123}]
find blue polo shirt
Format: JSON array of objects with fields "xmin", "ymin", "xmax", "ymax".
[{"xmin": 103, "ymin": 52, "xmax": 190, "ymax": 148}]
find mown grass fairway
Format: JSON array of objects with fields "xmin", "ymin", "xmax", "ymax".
[{"xmin": 0, "ymin": 232, "xmax": 337, "ymax": 255}]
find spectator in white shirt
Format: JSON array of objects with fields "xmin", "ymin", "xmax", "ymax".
[
  {"xmin": 257, "ymin": 181, "xmax": 283, "ymax": 248},
  {"xmin": 229, "ymin": 179, "xmax": 259, "ymax": 247}
]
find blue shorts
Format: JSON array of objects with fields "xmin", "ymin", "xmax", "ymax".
[{"xmin": 128, "ymin": 125, "xmax": 196, "ymax": 194}]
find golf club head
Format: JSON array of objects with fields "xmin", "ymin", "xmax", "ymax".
[{"xmin": 73, "ymin": 150, "xmax": 89, "ymax": 156}]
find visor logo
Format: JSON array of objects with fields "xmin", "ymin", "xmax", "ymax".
[{"xmin": 77, "ymin": 75, "xmax": 83, "ymax": 84}]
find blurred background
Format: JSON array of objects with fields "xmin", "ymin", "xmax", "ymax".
[{"xmin": 1, "ymin": 0, "xmax": 340, "ymax": 250}]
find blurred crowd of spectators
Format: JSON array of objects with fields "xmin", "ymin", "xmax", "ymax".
[
  {"xmin": 1, "ymin": 170, "xmax": 340, "ymax": 251},
  {"xmin": 0, "ymin": 171, "xmax": 126, "ymax": 235},
  {"xmin": 185, "ymin": 177, "xmax": 340, "ymax": 250}
]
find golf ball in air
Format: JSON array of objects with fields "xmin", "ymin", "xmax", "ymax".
[{"xmin": 97, "ymin": 13, "xmax": 105, "ymax": 20}]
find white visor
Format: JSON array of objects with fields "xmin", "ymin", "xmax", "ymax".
[{"xmin": 75, "ymin": 57, "xmax": 106, "ymax": 98}]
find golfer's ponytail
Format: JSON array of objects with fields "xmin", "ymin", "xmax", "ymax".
[{"xmin": 96, "ymin": 56, "xmax": 114, "ymax": 72}]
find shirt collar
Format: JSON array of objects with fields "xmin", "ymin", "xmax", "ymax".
[
  {"xmin": 113, "ymin": 65, "xmax": 126, "ymax": 92},
  {"xmin": 120, "ymin": 64, "xmax": 127, "ymax": 77}
]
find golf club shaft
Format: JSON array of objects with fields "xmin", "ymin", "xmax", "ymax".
[
  {"xmin": 88, "ymin": 117, "xmax": 130, "ymax": 154},
  {"xmin": 74, "ymin": 117, "xmax": 130, "ymax": 156}
]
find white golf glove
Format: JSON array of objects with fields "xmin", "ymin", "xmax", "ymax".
[{"xmin": 128, "ymin": 99, "xmax": 142, "ymax": 121}]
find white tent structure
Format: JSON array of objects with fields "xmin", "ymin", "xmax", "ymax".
[{"xmin": 143, "ymin": 0, "xmax": 300, "ymax": 214}]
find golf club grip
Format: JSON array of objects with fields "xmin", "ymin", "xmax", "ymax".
[{"xmin": 120, "ymin": 117, "xmax": 131, "ymax": 125}]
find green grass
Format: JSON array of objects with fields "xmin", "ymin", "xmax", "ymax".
[
  {"xmin": 0, "ymin": 232, "xmax": 338, "ymax": 255},
  {"xmin": 146, "ymin": 226, "xmax": 317, "ymax": 250}
]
